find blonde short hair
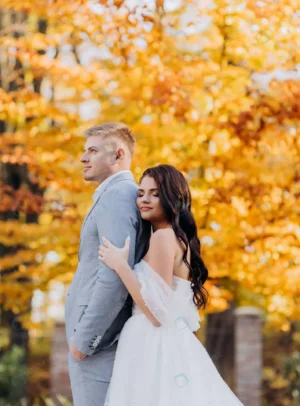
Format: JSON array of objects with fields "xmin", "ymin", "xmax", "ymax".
[{"xmin": 83, "ymin": 122, "xmax": 136, "ymax": 157}]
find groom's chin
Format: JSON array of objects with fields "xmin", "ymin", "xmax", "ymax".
[{"xmin": 83, "ymin": 173, "xmax": 93, "ymax": 181}]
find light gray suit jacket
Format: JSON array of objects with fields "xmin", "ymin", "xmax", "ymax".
[{"xmin": 65, "ymin": 171, "xmax": 151, "ymax": 356}]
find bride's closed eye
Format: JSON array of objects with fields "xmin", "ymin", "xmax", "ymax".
[{"xmin": 138, "ymin": 194, "xmax": 159, "ymax": 197}]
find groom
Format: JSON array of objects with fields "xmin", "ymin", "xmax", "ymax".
[{"xmin": 65, "ymin": 122, "xmax": 151, "ymax": 406}]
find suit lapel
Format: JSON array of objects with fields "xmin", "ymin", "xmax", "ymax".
[
  {"xmin": 82, "ymin": 171, "xmax": 135, "ymax": 229},
  {"xmin": 81, "ymin": 187, "xmax": 106, "ymax": 231},
  {"xmin": 78, "ymin": 171, "xmax": 136, "ymax": 261}
]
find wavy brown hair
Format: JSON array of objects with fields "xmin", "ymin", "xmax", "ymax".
[{"xmin": 139, "ymin": 164, "xmax": 209, "ymax": 310}]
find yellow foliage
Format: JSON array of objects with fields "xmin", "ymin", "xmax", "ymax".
[{"xmin": 0, "ymin": 0, "xmax": 299, "ymax": 331}]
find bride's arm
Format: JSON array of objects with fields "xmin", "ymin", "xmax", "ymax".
[
  {"xmin": 115, "ymin": 229, "xmax": 177, "ymax": 327},
  {"xmin": 115, "ymin": 262, "xmax": 162, "ymax": 326}
]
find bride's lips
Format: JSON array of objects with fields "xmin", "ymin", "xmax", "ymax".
[{"xmin": 140, "ymin": 207, "xmax": 152, "ymax": 211}]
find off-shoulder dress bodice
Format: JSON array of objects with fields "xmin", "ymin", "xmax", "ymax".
[{"xmin": 131, "ymin": 259, "xmax": 201, "ymax": 333}]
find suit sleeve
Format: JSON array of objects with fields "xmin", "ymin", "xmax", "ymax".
[{"xmin": 71, "ymin": 189, "xmax": 138, "ymax": 355}]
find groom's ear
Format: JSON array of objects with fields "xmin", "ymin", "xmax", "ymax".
[{"xmin": 115, "ymin": 148, "xmax": 125, "ymax": 161}]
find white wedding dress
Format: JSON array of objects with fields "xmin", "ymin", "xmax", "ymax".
[{"xmin": 104, "ymin": 259, "xmax": 244, "ymax": 405}]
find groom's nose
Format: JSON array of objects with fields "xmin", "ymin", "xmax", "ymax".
[{"xmin": 80, "ymin": 153, "xmax": 89, "ymax": 163}]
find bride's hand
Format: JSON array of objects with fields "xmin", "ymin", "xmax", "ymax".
[{"xmin": 98, "ymin": 236, "xmax": 130, "ymax": 271}]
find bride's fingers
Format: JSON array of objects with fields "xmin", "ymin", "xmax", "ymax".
[
  {"xmin": 102, "ymin": 236, "xmax": 112, "ymax": 247},
  {"xmin": 98, "ymin": 246, "xmax": 106, "ymax": 256}
]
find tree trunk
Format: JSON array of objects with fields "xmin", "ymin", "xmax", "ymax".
[{"xmin": 0, "ymin": 8, "xmax": 47, "ymax": 401}]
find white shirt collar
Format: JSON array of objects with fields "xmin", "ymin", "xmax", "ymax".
[{"xmin": 92, "ymin": 170, "xmax": 132, "ymax": 201}]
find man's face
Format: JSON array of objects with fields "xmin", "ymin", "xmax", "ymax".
[{"xmin": 80, "ymin": 135, "xmax": 118, "ymax": 183}]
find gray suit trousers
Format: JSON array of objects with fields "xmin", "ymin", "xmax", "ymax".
[{"xmin": 68, "ymin": 342, "xmax": 117, "ymax": 406}]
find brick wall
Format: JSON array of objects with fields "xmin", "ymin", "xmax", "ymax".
[
  {"xmin": 234, "ymin": 306, "xmax": 264, "ymax": 406},
  {"xmin": 50, "ymin": 321, "xmax": 72, "ymax": 401}
]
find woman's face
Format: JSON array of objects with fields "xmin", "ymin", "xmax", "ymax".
[{"xmin": 136, "ymin": 176, "xmax": 166, "ymax": 222}]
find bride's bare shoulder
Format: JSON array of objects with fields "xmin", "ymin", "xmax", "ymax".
[
  {"xmin": 151, "ymin": 228, "xmax": 177, "ymax": 242},
  {"xmin": 147, "ymin": 228, "xmax": 177, "ymax": 253}
]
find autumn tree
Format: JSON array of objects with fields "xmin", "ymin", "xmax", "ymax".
[{"xmin": 0, "ymin": 0, "xmax": 299, "ymax": 345}]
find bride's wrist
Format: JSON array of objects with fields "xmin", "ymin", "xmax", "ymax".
[{"xmin": 115, "ymin": 260, "xmax": 129, "ymax": 274}]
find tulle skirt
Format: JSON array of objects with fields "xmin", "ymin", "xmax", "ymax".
[{"xmin": 104, "ymin": 312, "xmax": 244, "ymax": 406}]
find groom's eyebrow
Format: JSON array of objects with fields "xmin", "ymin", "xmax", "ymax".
[
  {"xmin": 138, "ymin": 188, "xmax": 158, "ymax": 192},
  {"xmin": 83, "ymin": 145, "xmax": 106, "ymax": 152}
]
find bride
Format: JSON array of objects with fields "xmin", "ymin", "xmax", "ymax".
[{"xmin": 98, "ymin": 164, "xmax": 244, "ymax": 406}]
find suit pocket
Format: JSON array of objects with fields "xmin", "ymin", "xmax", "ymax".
[
  {"xmin": 75, "ymin": 295, "xmax": 90, "ymax": 325},
  {"xmin": 76, "ymin": 304, "xmax": 88, "ymax": 325}
]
